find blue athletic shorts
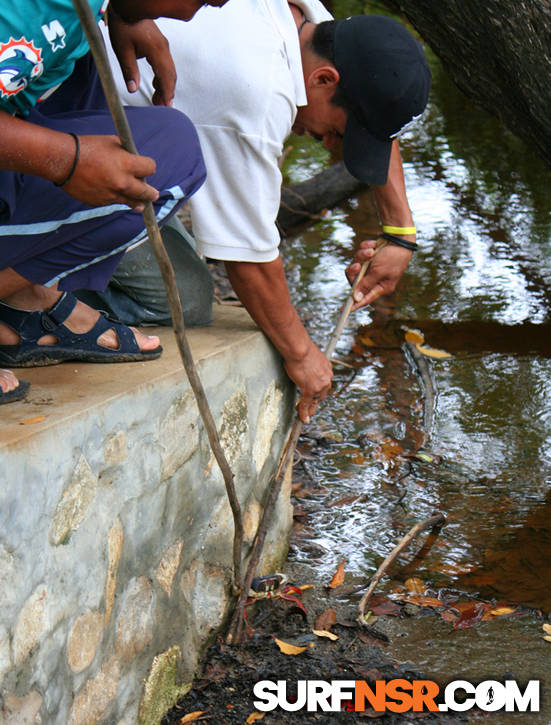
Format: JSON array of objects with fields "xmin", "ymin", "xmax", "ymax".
[{"xmin": 0, "ymin": 54, "xmax": 206, "ymax": 292}]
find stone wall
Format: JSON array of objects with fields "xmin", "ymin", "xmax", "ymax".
[{"xmin": 0, "ymin": 308, "xmax": 295, "ymax": 724}]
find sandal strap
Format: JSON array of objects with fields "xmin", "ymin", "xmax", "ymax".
[
  {"xmin": 83, "ymin": 311, "xmax": 140, "ymax": 353},
  {"xmin": 40, "ymin": 292, "xmax": 77, "ymax": 332}
]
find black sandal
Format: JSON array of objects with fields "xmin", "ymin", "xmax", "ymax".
[{"xmin": 0, "ymin": 292, "xmax": 162, "ymax": 367}]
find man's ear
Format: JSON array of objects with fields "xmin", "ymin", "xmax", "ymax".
[{"xmin": 307, "ymin": 65, "xmax": 340, "ymax": 89}]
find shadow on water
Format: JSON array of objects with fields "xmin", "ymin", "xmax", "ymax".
[{"xmin": 280, "ymin": 0, "xmax": 551, "ymax": 703}]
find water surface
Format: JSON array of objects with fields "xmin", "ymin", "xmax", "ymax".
[{"xmin": 281, "ymin": 2, "xmax": 551, "ymax": 717}]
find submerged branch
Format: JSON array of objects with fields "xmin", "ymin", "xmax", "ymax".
[{"xmin": 357, "ymin": 512, "xmax": 446, "ymax": 624}]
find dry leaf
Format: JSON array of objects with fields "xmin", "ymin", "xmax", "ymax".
[
  {"xmin": 489, "ymin": 606, "xmax": 516, "ymax": 617},
  {"xmin": 415, "ymin": 343, "xmax": 452, "ymax": 360},
  {"xmin": 274, "ymin": 638, "xmax": 308, "ymax": 655},
  {"xmin": 245, "ymin": 713, "xmax": 265, "ymax": 724},
  {"xmin": 404, "ymin": 328, "xmax": 425, "ymax": 344},
  {"xmin": 315, "ymin": 608, "xmax": 336, "ymax": 632},
  {"xmin": 358, "ymin": 333, "xmax": 376, "ymax": 347},
  {"xmin": 404, "ymin": 577, "xmax": 426, "ymax": 595},
  {"xmin": 453, "ymin": 602, "xmax": 489, "ymax": 629},
  {"xmin": 405, "ymin": 595, "xmax": 445, "ymax": 608},
  {"xmin": 542, "ymin": 623, "xmax": 551, "ymax": 635},
  {"xmin": 368, "ymin": 595, "xmax": 401, "ymax": 616},
  {"xmin": 543, "ymin": 635, "xmax": 551, "ymax": 643},
  {"xmin": 377, "ymin": 438, "xmax": 403, "ymax": 461},
  {"xmin": 328, "ymin": 560, "xmax": 346, "ymax": 589},
  {"xmin": 312, "ymin": 629, "xmax": 339, "ymax": 641},
  {"xmin": 19, "ymin": 416, "xmax": 45, "ymax": 425},
  {"xmin": 440, "ymin": 610, "xmax": 458, "ymax": 623},
  {"xmin": 179, "ymin": 712, "xmax": 206, "ymax": 723}
]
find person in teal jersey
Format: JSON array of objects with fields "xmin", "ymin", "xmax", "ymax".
[
  {"xmin": 0, "ymin": 0, "xmax": 107, "ymax": 116},
  {"xmin": 0, "ymin": 0, "xmax": 230, "ymax": 404}
]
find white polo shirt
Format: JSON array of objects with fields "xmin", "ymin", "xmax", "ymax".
[{"xmin": 106, "ymin": 0, "xmax": 332, "ymax": 262}]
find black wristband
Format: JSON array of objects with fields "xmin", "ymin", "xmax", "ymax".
[
  {"xmin": 54, "ymin": 133, "xmax": 80, "ymax": 187},
  {"xmin": 380, "ymin": 232, "xmax": 418, "ymax": 252}
]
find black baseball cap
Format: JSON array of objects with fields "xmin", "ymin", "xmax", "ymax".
[{"xmin": 333, "ymin": 15, "xmax": 431, "ymax": 185}]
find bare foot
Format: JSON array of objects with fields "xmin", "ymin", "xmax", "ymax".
[
  {"xmin": 0, "ymin": 368, "xmax": 20, "ymax": 393},
  {"xmin": 0, "ymin": 287, "xmax": 160, "ymax": 351}
]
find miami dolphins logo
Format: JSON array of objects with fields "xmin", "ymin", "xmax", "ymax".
[{"xmin": 0, "ymin": 37, "xmax": 43, "ymax": 99}]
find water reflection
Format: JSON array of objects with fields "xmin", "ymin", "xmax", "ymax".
[{"xmin": 282, "ymin": 0, "xmax": 551, "ymax": 689}]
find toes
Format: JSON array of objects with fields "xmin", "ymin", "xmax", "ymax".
[{"xmin": 0, "ymin": 368, "xmax": 19, "ymax": 393}]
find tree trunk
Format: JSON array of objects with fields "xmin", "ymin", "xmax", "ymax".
[
  {"xmin": 382, "ymin": 0, "xmax": 551, "ymax": 169},
  {"xmin": 277, "ymin": 161, "xmax": 365, "ymax": 233}
]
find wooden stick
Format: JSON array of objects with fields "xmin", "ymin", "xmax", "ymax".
[
  {"xmin": 357, "ymin": 512, "xmax": 446, "ymax": 623},
  {"xmin": 226, "ymin": 239, "xmax": 389, "ymax": 644},
  {"xmin": 404, "ymin": 340, "xmax": 437, "ymax": 445},
  {"xmin": 72, "ymin": 0, "xmax": 244, "ymax": 586}
]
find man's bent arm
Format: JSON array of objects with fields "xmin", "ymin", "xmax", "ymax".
[
  {"xmin": 0, "ymin": 112, "xmax": 159, "ymax": 210},
  {"xmin": 225, "ymin": 257, "xmax": 333, "ymax": 423},
  {"xmin": 346, "ymin": 140, "xmax": 415, "ymax": 308}
]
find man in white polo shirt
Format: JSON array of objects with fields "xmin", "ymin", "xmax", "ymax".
[{"xmin": 101, "ymin": 0, "xmax": 430, "ymax": 423}]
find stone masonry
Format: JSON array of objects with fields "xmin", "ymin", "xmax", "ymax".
[{"xmin": 0, "ymin": 306, "xmax": 295, "ymax": 724}]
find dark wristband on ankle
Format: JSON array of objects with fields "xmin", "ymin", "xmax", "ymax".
[
  {"xmin": 54, "ymin": 133, "xmax": 80, "ymax": 187},
  {"xmin": 380, "ymin": 232, "xmax": 418, "ymax": 252}
]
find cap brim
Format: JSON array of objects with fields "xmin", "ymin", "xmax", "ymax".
[{"xmin": 342, "ymin": 114, "xmax": 392, "ymax": 186}]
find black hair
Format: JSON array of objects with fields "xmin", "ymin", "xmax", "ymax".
[{"xmin": 310, "ymin": 20, "xmax": 351, "ymax": 111}]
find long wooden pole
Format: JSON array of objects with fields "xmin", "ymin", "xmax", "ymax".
[{"xmin": 72, "ymin": 0, "xmax": 244, "ymax": 587}]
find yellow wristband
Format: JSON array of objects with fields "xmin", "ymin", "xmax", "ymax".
[{"xmin": 382, "ymin": 225, "xmax": 417, "ymax": 235}]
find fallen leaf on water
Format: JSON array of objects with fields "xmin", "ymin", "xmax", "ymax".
[
  {"xmin": 433, "ymin": 562, "xmax": 477, "ymax": 576},
  {"xmin": 453, "ymin": 602, "xmax": 489, "ymax": 629},
  {"xmin": 178, "ymin": 712, "xmax": 206, "ymax": 723},
  {"xmin": 245, "ymin": 713, "xmax": 265, "ymax": 723},
  {"xmin": 315, "ymin": 608, "xmax": 336, "ymax": 632},
  {"xmin": 328, "ymin": 560, "xmax": 346, "ymax": 589},
  {"xmin": 274, "ymin": 638, "xmax": 309, "ymax": 655},
  {"xmin": 542, "ymin": 623, "xmax": 551, "ymax": 635},
  {"xmin": 19, "ymin": 416, "xmax": 45, "ymax": 425},
  {"xmin": 543, "ymin": 635, "xmax": 551, "ymax": 643},
  {"xmin": 404, "ymin": 328, "xmax": 425, "ymax": 344},
  {"xmin": 368, "ymin": 595, "xmax": 401, "ymax": 616},
  {"xmin": 489, "ymin": 606, "xmax": 516, "ymax": 617},
  {"xmin": 358, "ymin": 333, "xmax": 376, "ymax": 347},
  {"xmin": 415, "ymin": 343, "xmax": 452, "ymax": 360},
  {"xmin": 312, "ymin": 629, "xmax": 339, "ymax": 641},
  {"xmin": 405, "ymin": 595, "xmax": 445, "ymax": 609},
  {"xmin": 414, "ymin": 452, "xmax": 434, "ymax": 463},
  {"xmin": 404, "ymin": 577, "xmax": 426, "ymax": 595},
  {"xmin": 377, "ymin": 438, "xmax": 403, "ymax": 461},
  {"xmin": 440, "ymin": 610, "xmax": 458, "ymax": 623}
]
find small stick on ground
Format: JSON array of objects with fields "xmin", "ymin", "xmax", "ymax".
[
  {"xmin": 357, "ymin": 511, "xmax": 446, "ymax": 624},
  {"xmin": 72, "ymin": 0, "xmax": 244, "ymax": 587},
  {"xmin": 226, "ymin": 240, "xmax": 388, "ymax": 644}
]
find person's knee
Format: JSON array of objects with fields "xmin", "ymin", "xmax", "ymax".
[{"xmin": 129, "ymin": 107, "xmax": 206, "ymax": 195}]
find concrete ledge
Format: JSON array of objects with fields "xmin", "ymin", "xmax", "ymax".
[{"xmin": 0, "ymin": 306, "xmax": 295, "ymax": 724}]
